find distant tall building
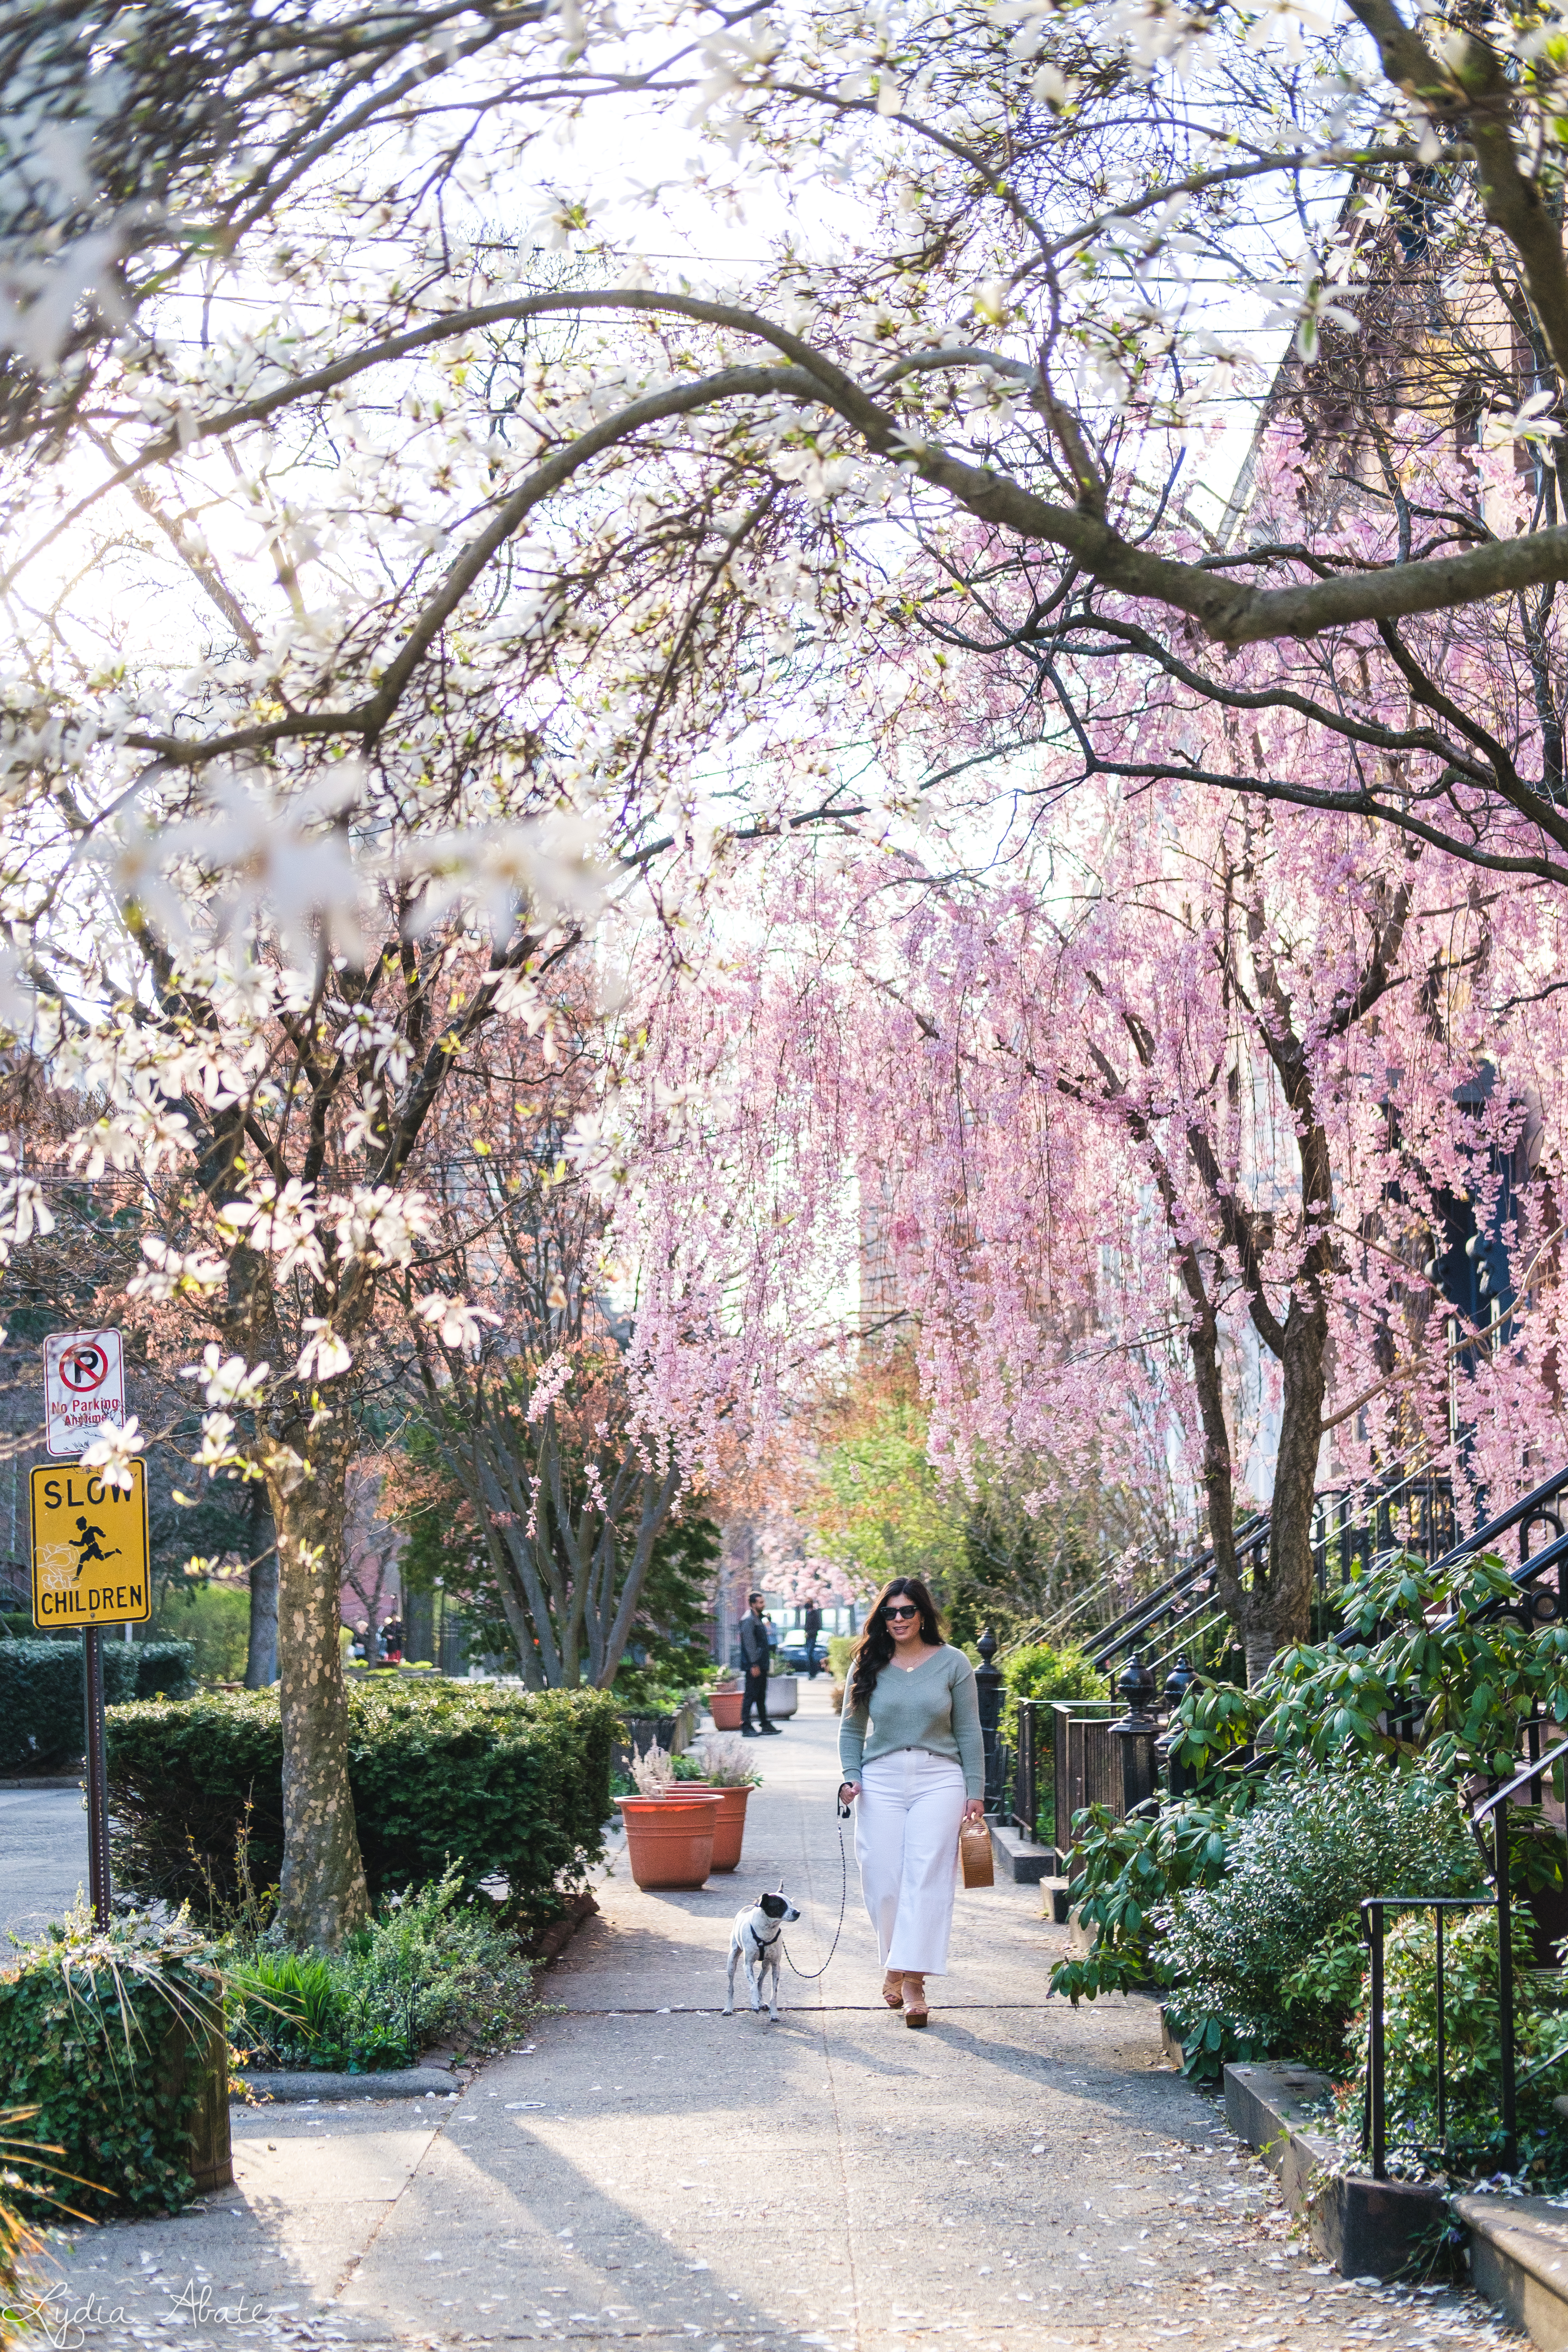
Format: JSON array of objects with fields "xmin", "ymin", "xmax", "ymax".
[{"xmin": 857, "ymin": 1162, "xmax": 906, "ymax": 1343}]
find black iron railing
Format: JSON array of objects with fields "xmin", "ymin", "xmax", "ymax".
[
  {"xmin": 994, "ymin": 1664, "xmax": 1200, "ymax": 1852},
  {"xmin": 1087, "ymin": 1461, "xmax": 1462, "ymax": 1682},
  {"xmin": 1006, "ymin": 1456, "xmax": 1568, "ymax": 1693},
  {"xmin": 1010, "ymin": 1695, "xmax": 1044, "ymax": 1842},
  {"xmin": 1361, "ymin": 1734, "xmax": 1568, "ymax": 2180},
  {"xmin": 993, "ymin": 1463, "xmax": 1568, "ymax": 1868},
  {"xmin": 1361, "ymin": 1894, "xmax": 1502, "ymax": 2180}
]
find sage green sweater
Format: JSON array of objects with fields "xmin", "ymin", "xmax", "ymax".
[{"xmin": 838, "ymin": 1646, "xmax": 986, "ymax": 1798}]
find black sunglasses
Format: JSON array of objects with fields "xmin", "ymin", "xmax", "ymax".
[{"xmin": 883, "ymin": 1603, "xmax": 919, "ymax": 1621}]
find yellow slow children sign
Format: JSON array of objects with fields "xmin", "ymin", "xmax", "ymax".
[{"xmin": 31, "ymin": 1460, "xmax": 150, "ymax": 1628}]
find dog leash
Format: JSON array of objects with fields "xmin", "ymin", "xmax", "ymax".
[{"xmin": 781, "ymin": 1798, "xmax": 850, "ymax": 1983}]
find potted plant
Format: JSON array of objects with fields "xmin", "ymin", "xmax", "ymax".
[
  {"xmin": 765, "ymin": 1673, "xmax": 798, "ymax": 1719},
  {"xmin": 708, "ymin": 1671, "xmax": 744, "ymax": 1732},
  {"xmin": 615, "ymin": 1746, "xmax": 720, "ymax": 1889},
  {"xmin": 671, "ymin": 1737, "xmax": 761, "ymax": 1872}
]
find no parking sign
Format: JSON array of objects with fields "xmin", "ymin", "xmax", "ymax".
[{"xmin": 42, "ymin": 1327, "xmax": 126, "ymax": 1457}]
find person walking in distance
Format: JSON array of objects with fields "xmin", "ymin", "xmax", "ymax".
[
  {"xmin": 837, "ymin": 1577, "xmax": 986, "ymax": 2027},
  {"xmin": 803, "ymin": 1600, "xmax": 822, "ymax": 1679},
  {"xmin": 739, "ymin": 1591, "xmax": 779, "ymax": 1737}
]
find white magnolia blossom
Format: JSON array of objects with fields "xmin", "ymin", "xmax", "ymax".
[
  {"xmin": 79, "ymin": 1416, "xmax": 145, "ymax": 1492},
  {"xmin": 0, "ymin": 1143, "xmax": 54, "ymax": 1264},
  {"xmin": 332, "ymin": 1186, "xmax": 434, "ymax": 1270},
  {"xmin": 216, "ymin": 1182, "xmax": 324, "ymax": 1282},
  {"xmin": 71, "ymin": 1101, "xmax": 193, "ymax": 1182},
  {"xmin": 127, "ymin": 1237, "xmax": 227, "ymax": 1301},
  {"xmin": 298, "ymin": 1319, "xmax": 354, "ymax": 1382},
  {"xmin": 181, "ymin": 1345, "xmax": 271, "ymax": 1409},
  {"xmin": 1483, "ymin": 389, "xmax": 1565, "ymax": 452},
  {"xmin": 196, "ymin": 1410, "xmax": 239, "ymax": 1469},
  {"xmin": 412, "ymin": 1292, "xmax": 504, "ymax": 1350}
]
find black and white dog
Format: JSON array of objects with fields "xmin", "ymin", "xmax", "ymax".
[{"xmin": 723, "ymin": 1889, "xmax": 801, "ymax": 2021}]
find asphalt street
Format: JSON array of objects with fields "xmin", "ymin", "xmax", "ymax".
[{"xmin": 1, "ymin": 1780, "xmax": 89, "ymax": 1956}]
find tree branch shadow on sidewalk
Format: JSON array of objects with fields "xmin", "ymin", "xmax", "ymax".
[{"xmin": 344, "ymin": 2107, "xmax": 857, "ymax": 2344}]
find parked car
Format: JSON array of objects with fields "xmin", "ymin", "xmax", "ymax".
[{"xmin": 775, "ymin": 1634, "xmax": 819, "ymax": 1672}]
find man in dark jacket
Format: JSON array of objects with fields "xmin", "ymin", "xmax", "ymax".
[
  {"xmin": 803, "ymin": 1601, "xmax": 822, "ymax": 1679},
  {"xmin": 739, "ymin": 1592, "xmax": 779, "ymax": 1735}
]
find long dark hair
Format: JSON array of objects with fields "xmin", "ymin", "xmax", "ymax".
[{"xmin": 847, "ymin": 1577, "xmax": 944, "ymax": 1713}]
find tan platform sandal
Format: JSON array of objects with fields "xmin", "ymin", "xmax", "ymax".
[
  {"xmin": 881, "ymin": 1969, "xmax": 904, "ymax": 2009},
  {"xmin": 902, "ymin": 1973, "xmax": 929, "ymax": 2028}
]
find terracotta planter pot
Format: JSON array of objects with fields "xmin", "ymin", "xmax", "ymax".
[
  {"xmin": 709, "ymin": 1689, "xmax": 744, "ymax": 1730},
  {"xmin": 615, "ymin": 1795, "xmax": 719, "ymax": 1890},
  {"xmin": 666, "ymin": 1782, "xmax": 751, "ymax": 1871}
]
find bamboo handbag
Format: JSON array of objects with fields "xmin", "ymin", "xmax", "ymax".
[{"xmin": 960, "ymin": 1814, "xmax": 995, "ymax": 1889}]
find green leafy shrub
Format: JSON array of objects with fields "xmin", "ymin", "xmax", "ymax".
[
  {"xmin": 610, "ymin": 1662, "xmax": 710, "ymax": 1713},
  {"xmin": 1051, "ymin": 1788, "xmax": 1252, "ymax": 2010},
  {"xmin": 1000, "ymin": 1643, "xmax": 1107, "ymax": 1838},
  {"xmin": 145, "ymin": 1583, "xmax": 250, "ymax": 1684},
  {"xmin": 1002, "ymin": 1642, "xmax": 1106, "ymax": 1707},
  {"xmin": 1164, "ymin": 1545, "xmax": 1568, "ymax": 1791},
  {"xmin": 230, "ymin": 1868, "xmax": 536, "ymax": 2072},
  {"xmin": 0, "ymin": 1911, "xmax": 223, "ymax": 2218},
  {"xmin": 1155, "ymin": 1763, "xmax": 1482, "ymax": 2079},
  {"xmin": 1, "ymin": 1612, "xmax": 72, "ymax": 1641},
  {"xmin": 107, "ymin": 1681, "xmax": 620, "ymax": 1926},
  {"xmin": 1056, "ymin": 1540, "xmax": 1568, "ymax": 2155},
  {"xmin": 1333, "ymin": 1903, "xmax": 1568, "ymax": 2183},
  {"xmin": 0, "ymin": 1641, "xmax": 193, "ymax": 1770}
]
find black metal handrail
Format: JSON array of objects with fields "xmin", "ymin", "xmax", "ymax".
[
  {"xmin": 1362, "ymin": 1734, "xmax": 1568, "ymax": 2181},
  {"xmin": 1362, "ymin": 1895, "xmax": 1499, "ymax": 2180},
  {"xmin": 1427, "ymin": 1465, "xmax": 1568, "ymax": 1580},
  {"xmin": 1428, "ymin": 1524, "xmax": 1568, "ymax": 1638},
  {"xmin": 1085, "ymin": 1523, "xmax": 1268, "ymax": 1673},
  {"xmin": 1090, "ymin": 1459, "xmax": 1464, "ymax": 1678},
  {"xmin": 1012, "ymin": 1457, "xmax": 1566, "ymax": 1683}
]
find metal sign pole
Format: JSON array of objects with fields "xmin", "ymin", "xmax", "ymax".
[{"xmin": 82, "ymin": 1624, "xmax": 111, "ymax": 1929}]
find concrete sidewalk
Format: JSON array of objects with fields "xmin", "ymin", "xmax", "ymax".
[{"xmin": 30, "ymin": 1684, "xmax": 1524, "ymax": 2351}]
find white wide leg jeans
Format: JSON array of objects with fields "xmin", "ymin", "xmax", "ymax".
[{"xmin": 854, "ymin": 1747, "xmax": 967, "ymax": 1975}]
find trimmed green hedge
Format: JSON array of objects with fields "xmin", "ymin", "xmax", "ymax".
[
  {"xmin": 107, "ymin": 1681, "xmax": 620, "ymax": 1926},
  {"xmin": 0, "ymin": 1640, "xmax": 195, "ymax": 1770},
  {"xmin": 0, "ymin": 1913, "xmax": 224, "ymax": 2218},
  {"xmin": 1, "ymin": 1610, "xmax": 73, "ymax": 1640}
]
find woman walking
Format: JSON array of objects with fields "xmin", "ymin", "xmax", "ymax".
[{"xmin": 837, "ymin": 1576, "xmax": 986, "ymax": 2027}]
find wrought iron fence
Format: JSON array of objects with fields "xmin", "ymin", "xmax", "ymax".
[
  {"xmin": 1361, "ymin": 1894, "xmax": 1502, "ymax": 2180},
  {"xmin": 986, "ymin": 1451, "xmax": 1568, "ymax": 2047},
  {"xmin": 1051, "ymin": 1702, "xmax": 1124, "ymax": 1855},
  {"xmin": 1001, "ymin": 1451, "xmax": 1468, "ymax": 1685}
]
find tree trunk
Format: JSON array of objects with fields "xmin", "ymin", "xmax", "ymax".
[
  {"xmin": 244, "ymin": 1484, "xmax": 279, "ymax": 1688},
  {"xmin": 267, "ymin": 1418, "xmax": 369, "ymax": 1948},
  {"xmin": 1240, "ymin": 1298, "xmax": 1329, "ymax": 1684}
]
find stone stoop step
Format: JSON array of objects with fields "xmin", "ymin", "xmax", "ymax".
[
  {"xmin": 1226, "ymin": 2059, "xmax": 1568, "ymax": 2343},
  {"xmin": 1224, "ymin": 2062, "xmax": 1448, "ymax": 2281},
  {"xmin": 1454, "ymin": 2193, "xmax": 1568, "ymax": 2350},
  {"xmin": 986, "ymin": 1821, "xmax": 1057, "ymax": 1882}
]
